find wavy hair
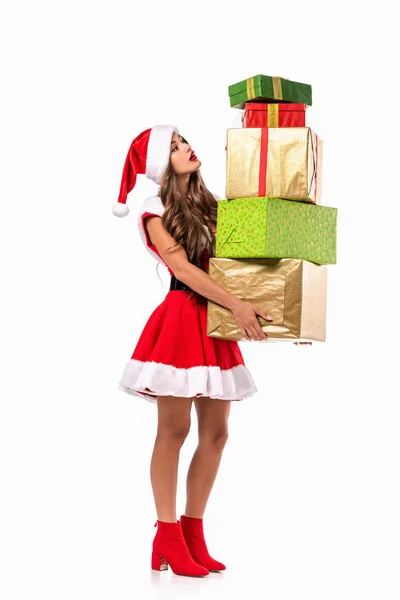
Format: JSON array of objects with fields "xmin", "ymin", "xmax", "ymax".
[{"xmin": 156, "ymin": 160, "xmax": 218, "ymax": 298}]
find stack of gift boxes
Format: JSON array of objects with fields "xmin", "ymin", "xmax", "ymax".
[{"xmin": 206, "ymin": 74, "xmax": 338, "ymax": 342}]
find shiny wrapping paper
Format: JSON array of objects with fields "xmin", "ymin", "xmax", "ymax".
[
  {"xmin": 226, "ymin": 127, "xmax": 323, "ymax": 204},
  {"xmin": 206, "ymin": 258, "xmax": 327, "ymax": 342},
  {"xmin": 216, "ymin": 197, "xmax": 337, "ymax": 265},
  {"xmin": 228, "ymin": 74, "xmax": 312, "ymax": 109},
  {"xmin": 242, "ymin": 102, "xmax": 306, "ymax": 128}
]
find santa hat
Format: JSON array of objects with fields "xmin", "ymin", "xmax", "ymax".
[{"xmin": 112, "ymin": 124, "xmax": 179, "ymax": 217}]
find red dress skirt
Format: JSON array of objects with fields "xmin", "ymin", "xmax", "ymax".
[{"xmin": 117, "ymin": 201, "xmax": 258, "ymax": 404}]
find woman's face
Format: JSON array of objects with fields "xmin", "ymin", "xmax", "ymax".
[{"xmin": 169, "ymin": 132, "xmax": 201, "ymax": 176}]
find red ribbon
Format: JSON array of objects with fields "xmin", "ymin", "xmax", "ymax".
[{"xmin": 258, "ymin": 128, "xmax": 268, "ymax": 197}]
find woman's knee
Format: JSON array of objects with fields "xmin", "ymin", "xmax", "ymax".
[
  {"xmin": 157, "ymin": 422, "xmax": 191, "ymax": 444},
  {"xmin": 156, "ymin": 395, "xmax": 192, "ymax": 444},
  {"xmin": 199, "ymin": 427, "xmax": 229, "ymax": 452}
]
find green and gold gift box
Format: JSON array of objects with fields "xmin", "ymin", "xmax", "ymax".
[
  {"xmin": 228, "ymin": 74, "xmax": 312, "ymax": 109},
  {"xmin": 206, "ymin": 258, "xmax": 327, "ymax": 342},
  {"xmin": 215, "ymin": 197, "xmax": 337, "ymax": 265},
  {"xmin": 226, "ymin": 127, "xmax": 323, "ymax": 204}
]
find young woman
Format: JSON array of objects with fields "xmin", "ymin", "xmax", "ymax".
[{"xmin": 112, "ymin": 124, "xmax": 272, "ymax": 578}]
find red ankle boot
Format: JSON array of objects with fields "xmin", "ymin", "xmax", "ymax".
[
  {"xmin": 151, "ymin": 520, "xmax": 209, "ymax": 577},
  {"xmin": 180, "ymin": 515, "xmax": 226, "ymax": 572}
]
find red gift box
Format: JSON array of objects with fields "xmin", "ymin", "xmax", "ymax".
[{"xmin": 242, "ymin": 102, "xmax": 306, "ymax": 128}]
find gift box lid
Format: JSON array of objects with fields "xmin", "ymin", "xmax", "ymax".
[
  {"xmin": 244, "ymin": 102, "xmax": 306, "ymax": 112},
  {"xmin": 228, "ymin": 74, "xmax": 312, "ymax": 108}
]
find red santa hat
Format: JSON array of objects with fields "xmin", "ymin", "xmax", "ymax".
[{"xmin": 112, "ymin": 124, "xmax": 179, "ymax": 217}]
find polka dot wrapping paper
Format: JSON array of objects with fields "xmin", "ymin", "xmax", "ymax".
[{"xmin": 215, "ymin": 197, "xmax": 337, "ymax": 265}]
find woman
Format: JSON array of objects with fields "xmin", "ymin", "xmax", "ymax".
[{"xmin": 112, "ymin": 124, "xmax": 272, "ymax": 578}]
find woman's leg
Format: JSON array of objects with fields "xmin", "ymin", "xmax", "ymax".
[
  {"xmin": 150, "ymin": 395, "xmax": 193, "ymax": 523},
  {"xmin": 184, "ymin": 397, "xmax": 231, "ymax": 518}
]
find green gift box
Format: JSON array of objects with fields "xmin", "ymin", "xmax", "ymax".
[
  {"xmin": 228, "ymin": 74, "xmax": 312, "ymax": 109},
  {"xmin": 215, "ymin": 197, "xmax": 337, "ymax": 265}
]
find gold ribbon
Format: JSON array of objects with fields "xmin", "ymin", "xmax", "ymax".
[
  {"xmin": 246, "ymin": 77, "xmax": 255, "ymax": 100},
  {"xmin": 272, "ymin": 76, "xmax": 283, "ymax": 100},
  {"xmin": 268, "ymin": 104, "xmax": 279, "ymax": 127}
]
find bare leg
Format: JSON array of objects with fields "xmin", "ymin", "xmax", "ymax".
[
  {"xmin": 184, "ymin": 397, "xmax": 231, "ymax": 518},
  {"xmin": 150, "ymin": 395, "xmax": 193, "ymax": 522}
]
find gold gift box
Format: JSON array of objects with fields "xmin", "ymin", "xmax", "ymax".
[
  {"xmin": 226, "ymin": 127, "xmax": 323, "ymax": 203},
  {"xmin": 207, "ymin": 257, "xmax": 327, "ymax": 342}
]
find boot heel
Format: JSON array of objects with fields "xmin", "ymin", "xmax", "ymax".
[{"xmin": 151, "ymin": 548, "xmax": 168, "ymax": 571}]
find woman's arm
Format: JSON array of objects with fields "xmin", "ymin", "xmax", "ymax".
[
  {"xmin": 146, "ymin": 216, "xmax": 238, "ymax": 311},
  {"xmin": 146, "ymin": 216, "xmax": 272, "ymax": 340}
]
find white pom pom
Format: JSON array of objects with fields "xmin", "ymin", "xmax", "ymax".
[{"xmin": 112, "ymin": 203, "xmax": 129, "ymax": 217}]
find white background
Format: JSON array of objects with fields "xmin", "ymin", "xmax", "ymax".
[{"xmin": 1, "ymin": 0, "xmax": 399, "ymax": 598}]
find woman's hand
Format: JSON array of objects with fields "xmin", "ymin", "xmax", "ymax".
[{"xmin": 231, "ymin": 299, "xmax": 272, "ymax": 341}]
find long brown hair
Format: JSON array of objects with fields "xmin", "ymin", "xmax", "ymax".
[{"xmin": 158, "ymin": 161, "xmax": 218, "ymax": 274}]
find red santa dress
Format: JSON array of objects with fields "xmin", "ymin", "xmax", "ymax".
[{"xmin": 117, "ymin": 195, "xmax": 258, "ymax": 403}]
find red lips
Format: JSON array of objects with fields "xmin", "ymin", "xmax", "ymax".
[{"xmin": 190, "ymin": 150, "xmax": 197, "ymax": 161}]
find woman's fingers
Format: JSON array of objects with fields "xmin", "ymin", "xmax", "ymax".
[
  {"xmin": 249, "ymin": 325, "xmax": 267, "ymax": 341},
  {"xmin": 240, "ymin": 326, "xmax": 267, "ymax": 341},
  {"xmin": 238, "ymin": 308, "xmax": 271, "ymax": 340},
  {"xmin": 254, "ymin": 307, "xmax": 273, "ymax": 322},
  {"xmin": 252, "ymin": 327, "xmax": 264, "ymax": 340},
  {"xmin": 240, "ymin": 327, "xmax": 251, "ymax": 340},
  {"xmin": 241, "ymin": 317, "xmax": 269, "ymax": 340}
]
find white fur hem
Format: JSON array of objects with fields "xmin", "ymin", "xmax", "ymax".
[{"xmin": 117, "ymin": 359, "xmax": 258, "ymax": 403}]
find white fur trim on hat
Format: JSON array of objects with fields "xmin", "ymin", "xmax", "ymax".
[{"xmin": 146, "ymin": 124, "xmax": 179, "ymax": 185}]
